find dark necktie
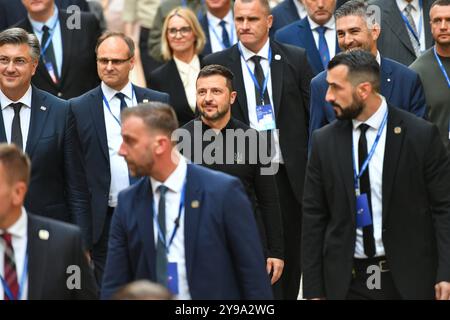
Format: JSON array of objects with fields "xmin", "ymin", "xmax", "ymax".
[
  {"xmin": 404, "ymin": 4, "xmax": 421, "ymax": 57},
  {"xmin": 41, "ymin": 25, "xmax": 59, "ymax": 83},
  {"xmin": 10, "ymin": 103, "xmax": 23, "ymax": 150},
  {"xmin": 115, "ymin": 92, "xmax": 128, "ymax": 111},
  {"xmin": 316, "ymin": 26, "xmax": 330, "ymax": 69},
  {"xmin": 219, "ymin": 20, "xmax": 231, "ymax": 48},
  {"xmin": 156, "ymin": 185, "xmax": 169, "ymax": 286},
  {"xmin": 2, "ymin": 233, "xmax": 19, "ymax": 300},
  {"xmin": 250, "ymin": 55, "xmax": 270, "ymax": 105},
  {"xmin": 358, "ymin": 124, "xmax": 376, "ymax": 258}
]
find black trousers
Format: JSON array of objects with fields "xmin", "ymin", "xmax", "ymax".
[
  {"xmin": 273, "ymin": 164, "xmax": 302, "ymax": 300},
  {"xmin": 92, "ymin": 206, "xmax": 114, "ymax": 288},
  {"xmin": 346, "ymin": 257, "xmax": 402, "ymax": 300}
]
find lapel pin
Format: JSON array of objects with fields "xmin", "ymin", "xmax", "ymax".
[
  {"xmin": 274, "ymin": 54, "xmax": 281, "ymax": 61},
  {"xmin": 143, "ymin": 99, "xmax": 149, "ymax": 103},
  {"xmin": 40, "ymin": 106, "xmax": 47, "ymax": 111},
  {"xmin": 387, "ymin": 78, "xmax": 391, "ymax": 82},
  {"xmin": 394, "ymin": 127, "xmax": 401, "ymax": 134},
  {"xmin": 191, "ymin": 200, "xmax": 200, "ymax": 208},
  {"xmin": 39, "ymin": 229, "xmax": 49, "ymax": 240}
]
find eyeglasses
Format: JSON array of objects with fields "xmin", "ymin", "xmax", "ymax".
[
  {"xmin": 167, "ymin": 26, "xmax": 192, "ymax": 37},
  {"xmin": 97, "ymin": 57, "xmax": 132, "ymax": 66},
  {"xmin": 0, "ymin": 56, "xmax": 30, "ymax": 67}
]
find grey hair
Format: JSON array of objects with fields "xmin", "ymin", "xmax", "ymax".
[
  {"xmin": 335, "ymin": 0, "xmax": 378, "ymax": 29},
  {"xmin": 0, "ymin": 27, "xmax": 40, "ymax": 61}
]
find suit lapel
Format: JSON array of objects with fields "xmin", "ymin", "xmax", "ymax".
[
  {"xmin": 59, "ymin": 11, "xmax": 72, "ymax": 84},
  {"xmin": 0, "ymin": 105, "xmax": 7, "ymax": 143},
  {"xmin": 382, "ymin": 108, "xmax": 405, "ymax": 223},
  {"xmin": 89, "ymin": 87, "xmax": 109, "ymax": 161},
  {"xmin": 380, "ymin": 58, "xmax": 394, "ymax": 103},
  {"xmin": 302, "ymin": 19, "xmax": 324, "ymax": 74},
  {"xmin": 229, "ymin": 46, "xmax": 249, "ymax": 124},
  {"xmin": 184, "ymin": 165, "xmax": 202, "ymax": 283},
  {"xmin": 27, "ymin": 215, "xmax": 49, "ymax": 300},
  {"xmin": 26, "ymin": 87, "xmax": 51, "ymax": 158},
  {"xmin": 270, "ymin": 41, "xmax": 283, "ymax": 118},
  {"xmin": 200, "ymin": 14, "xmax": 212, "ymax": 55}
]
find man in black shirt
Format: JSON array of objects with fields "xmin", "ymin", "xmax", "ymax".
[{"xmin": 178, "ymin": 64, "xmax": 284, "ymax": 287}]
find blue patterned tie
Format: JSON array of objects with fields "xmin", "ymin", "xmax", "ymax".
[
  {"xmin": 316, "ymin": 26, "xmax": 330, "ymax": 69},
  {"xmin": 219, "ymin": 20, "xmax": 231, "ymax": 48},
  {"xmin": 156, "ymin": 185, "xmax": 169, "ymax": 286}
]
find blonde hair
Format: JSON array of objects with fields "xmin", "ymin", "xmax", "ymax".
[{"xmin": 161, "ymin": 7, "xmax": 206, "ymax": 61}]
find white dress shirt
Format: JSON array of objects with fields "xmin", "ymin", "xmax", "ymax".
[
  {"xmin": 308, "ymin": 16, "xmax": 337, "ymax": 61},
  {"xmin": 174, "ymin": 55, "xmax": 200, "ymax": 113},
  {"xmin": 29, "ymin": 6, "xmax": 63, "ymax": 77},
  {"xmin": 0, "ymin": 86, "xmax": 32, "ymax": 149},
  {"xmin": 0, "ymin": 208, "xmax": 29, "ymax": 300},
  {"xmin": 396, "ymin": 0, "xmax": 426, "ymax": 52},
  {"xmin": 206, "ymin": 10, "xmax": 237, "ymax": 53},
  {"xmin": 352, "ymin": 96, "xmax": 388, "ymax": 258},
  {"xmin": 293, "ymin": 0, "xmax": 307, "ymax": 20},
  {"xmin": 239, "ymin": 39, "xmax": 283, "ymax": 163},
  {"xmin": 101, "ymin": 81, "xmax": 137, "ymax": 207},
  {"xmin": 150, "ymin": 155, "xmax": 191, "ymax": 300}
]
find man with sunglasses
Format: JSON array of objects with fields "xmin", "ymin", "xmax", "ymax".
[{"xmin": 70, "ymin": 31, "xmax": 170, "ymax": 287}]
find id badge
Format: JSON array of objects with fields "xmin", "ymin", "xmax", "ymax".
[
  {"xmin": 45, "ymin": 61, "xmax": 58, "ymax": 84},
  {"xmin": 256, "ymin": 104, "xmax": 276, "ymax": 131},
  {"xmin": 356, "ymin": 193, "xmax": 373, "ymax": 228},
  {"xmin": 167, "ymin": 262, "xmax": 179, "ymax": 295}
]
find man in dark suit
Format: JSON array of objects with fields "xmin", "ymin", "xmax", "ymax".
[
  {"xmin": 200, "ymin": 0, "xmax": 237, "ymax": 55},
  {"xmin": 101, "ymin": 103, "xmax": 273, "ymax": 300},
  {"xmin": 275, "ymin": 0, "xmax": 340, "ymax": 75},
  {"xmin": 203, "ymin": 0, "xmax": 313, "ymax": 299},
  {"xmin": 309, "ymin": 0, "xmax": 427, "ymax": 144},
  {"xmin": 16, "ymin": 0, "xmax": 101, "ymax": 99},
  {"xmin": 0, "ymin": 143, "xmax": 96, "ymax": 300},
  {"xmin": 179, "ymin": 64, "xmax": 284, "ymax": 287},
  {"xmin": 302, "ymin": 49, "xmax": 450, "ymax": 300},
  {"xmin": 70, "ymin": 32, "xmax": 170, "ymax": 286},
  {"xmin": 0, "ymin": 28, "xmax": 90, "ymax": 246},
  {"xmin": 369, "ymin": 0, "xmax": 434, "ymax": 66}
]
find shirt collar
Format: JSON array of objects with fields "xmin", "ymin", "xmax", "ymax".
[
  {"xmin": 308, "ymin": 16, "xmax": 336, "ymax": 31},
  {"xmin": 150, "ymin": 154, "xmax": 187, "ymax": 195},
  {"xmin": 206, "ymin": 9, "xmax": 234, "ymax": 26},
  {"xmin": 396, "ymin": 0, "xmax": 419, "ymax": 12},
  {"xmin": 352, "ymin": 95, "xmax": 388, "ymax": 131},
  {"xmin": 0, "ymin": 207, "xmax": 27, "ymax": 239},
  {"xmin": 376, "ymin": 51, "xmax": 381, "ymax": 65},
  {"xmin": 0, "ymin": 86, "xmax": 32, "ymax": 110},
  {"xmin": 29, "ymin": 6, "xmax": 59, "ymax": 34},
  {"xmin": 173, "ymin": 55, "xmax": 200, "ymax": 73},
  {"xmin": 239, "ymin": 38, "xmax": 271, "ymax": 61},
  {"xmin": 101, "ymin": 81, "xmax": 133, "ymax": 102}
]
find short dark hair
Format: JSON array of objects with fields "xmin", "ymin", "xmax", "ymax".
[
  {"xmin": 432, "ymin": 0, "xmax": 450, "ymax": 8},
  {"xmin": 328, "ymin": 50, "xmax": 381, "ymax": 92},
  {"xmin": 197, "ymin": 64, "xmax": 234, "ymax": 91},
  {"xmin": 121, "ymin": 102, "xmax": 179, "ymax": 137},
  {"xmin": 95, "ymin": 31, "xmax": 135, "ymax": 58},
  {"xmin": 0, "ymin": 27, "xmax": 40, "ymax": 61},
  {"xmin": 0, "ymin": 143, "xmax": 31, "ymax": 186}
]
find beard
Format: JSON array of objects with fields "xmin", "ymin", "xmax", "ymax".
[
  {"xmin": 199, "ymin": 104, "xmax": 229, "ymax": 122},
  {"xmin": 332, "ymin": 93, "xmax": 364, "ymax": 120}
]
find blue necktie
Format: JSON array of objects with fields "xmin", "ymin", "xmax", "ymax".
[
  {"xmin": 156, "ymin": 185, "xmax": 169, "ymax": 286},
  {"xmin": 115, "ymin": 92, "xmax": 128, "ymax": 111},
  {"xmin": 316, "ymin": 26, "xmax": 330, "ymax": 69},
  {"xmin": 219, "ymin": 20, "xmax": 231, "ymax": 48}
]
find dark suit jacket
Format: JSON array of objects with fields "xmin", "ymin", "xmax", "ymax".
[
  {"xmin": 302, "ymin": 106, "xmax": 450, "ymax": 299},
  {"xmin": 275, "ymin": 17, "xmax": 341, "ymax": 75},
  {"xmin": 0, "ymin": 87, "xmax": 90, "ymax": 245},
  {"xmin": 199, "ymin": 14, "xmax": 212, "ymax": 56},
  {"xmin": 16, "ymin": 10, "xmax": 101, "ymax": 99},
  {"xmin": 101, "ymin": 164, "xmax": 273, "ymax": 299},
  {"xmin": 0, "ymin": 0, "xmax": 90, "ymax": 31},
  {"xmin": 309, "ymin": 56, "xmax": 427, "ymax": 146},
  {"xmin": 149, "ymin": 57, "xmax": 204, "ymax": 127},
  {"xmin": 70, "ymin": 84, "xmax": 170, "ymax": 246},
  {"xmin": 369, "ymin": 0, "xmax": 434, "ymax": 66},
  {"xmin": 203, "ymin": 41, "xmax": 313, "ymax": 203},
  {"xmin": 27, "ymin": 213, "xmax": 97, "ymax": 299}
]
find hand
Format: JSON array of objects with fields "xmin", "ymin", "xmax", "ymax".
[
  {"xmin": 435, "ymin": 281, "xmax": 450, "ymax": 300},
  {"xmin": 266, "ymin": 258, "xmax": 284, "ymax": 285}
]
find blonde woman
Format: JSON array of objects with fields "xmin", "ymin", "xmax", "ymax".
[{"xmin": 148, "ymin": 7, "xmax": 206, "ymax": 127}]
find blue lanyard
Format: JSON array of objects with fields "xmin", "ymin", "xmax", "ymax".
[
  {"xmin": 101, "ymin": 88, "xmax": 136, "ymax": 126},
  {"xmin": 208, "ymin": 20, "xmax": 235, "ymax": 50},
  {"xmin": 36, "ymin": 18, "xmax": 59, "ymax": 58},
  {"xmin": 434, "ymin": 46, "xmax": 450, "ymax": 89},
  {"xmin": 153, "ymin": 182, "xmax": 186, "ymax": 254},
  {"xmin": 400, "ymin": 0, "xmax": 423, "ymax": 46},
  {"xmin": 0, "ymin": 254, "xmax": 28, "ymax": 300},
  {"xmin": 238, "ymin": 43, "xmax": 272, "ymax": 105},
  {"xmin": 352, "ymin": 110, "xmax": 388, "ymax": 195}
]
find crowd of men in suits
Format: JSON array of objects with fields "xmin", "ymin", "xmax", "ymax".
[{"xmin": 0, "ymin": 0, "xmax": 450, "ymax": 300}]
